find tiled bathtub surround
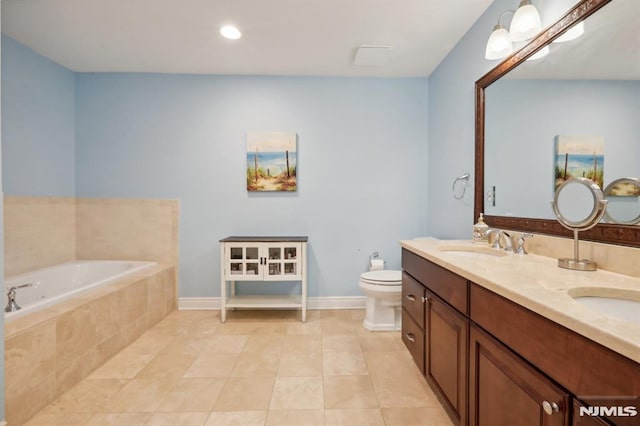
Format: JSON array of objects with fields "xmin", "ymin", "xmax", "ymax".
[
  {"xmin": 4, "ymin": 264, "xmax": 176, "ymax": 425},
  {"xmin": 76, "ymin": 198, "xmax": 179, "ymax": 265},
  {"xmin": 4, "ymin": 196, "xmax": 76, "ymax": 276},
  {"xmin": 3, "ymin": 196, "xmax": 179, "ymax": 276}
]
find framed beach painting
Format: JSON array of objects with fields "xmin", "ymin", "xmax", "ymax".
[
  {"xmin": 554, "ymin": 135, "xmax": 604, "ymax": 191},
  {"xmin": 247, "ymin": 132, "xmax": 297, "ymax": 192}
]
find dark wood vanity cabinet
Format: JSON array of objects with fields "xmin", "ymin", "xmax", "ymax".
[
  {"xmin": 469, "ymin": 324, "xmax": 570, "ymax": 426},
  {"xmin": 401, "ymin": 249, "xmax": 640, "ymax": 426},
  {"xmin": 402, "ymin": 249, "xmax": 469, "ymax": 426}
]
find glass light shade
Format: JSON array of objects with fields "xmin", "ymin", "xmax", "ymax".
[
  {"xmin": 526, "ymin": 45, "xmax": 549, "ymax": 61},
  {"xmin": 485, "ymin": 26, "xmax": 513, "ymax": 60},
  {"xmin": 220, "ymin": 25, "xmax": 242, "ymax": 40},
  {"xmin": 509, "ymin": 2, "xmax": 542, "ymax": 42},
  {"xmin": 553, "ymin": 22, "xmax": 584, "ymax": 43}
]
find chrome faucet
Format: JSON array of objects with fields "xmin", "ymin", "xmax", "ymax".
[
  {"xmin": 485, "ymin": 229, "xmax": 501, "ymax": 249},
  {"xmin": 5, "ymin": 283, "xmax": 33, "ymax": 312},
  {"xmin": 513, "ymin": 233, "xmax": 534, "ymax": 255},
  {"xmin": 496, "ymin": 230, "xmax": 513, "ymax": 252}
]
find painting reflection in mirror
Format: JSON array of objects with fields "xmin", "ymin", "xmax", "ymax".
[{"xmin": 554, "ymin": 135, "xmax": 604, "ymax": 191}]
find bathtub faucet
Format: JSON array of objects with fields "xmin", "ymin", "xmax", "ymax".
[{"xmin": 5, "ymin": 283, "xmax": 33, "ymax": 312}]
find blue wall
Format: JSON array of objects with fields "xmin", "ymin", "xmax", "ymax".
[
  {"xmin": 0, "ymin": 11, "xmax": 5, "ymax": 422},
  {"xmin": 75, "ymin": 74, "xmax": 429, "ymax": 297},
  {"xmin": 1, "ymin": 35, "xmax": 76, "ymax": 196}
]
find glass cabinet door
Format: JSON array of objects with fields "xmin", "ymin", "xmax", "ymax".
[
  {"xmin": 264, "ymin": 243, "xmax": 302, "ymax": 281},
  {"xmin": 225, "ymin": 243, "xmax": 262, "ymax": 280}
]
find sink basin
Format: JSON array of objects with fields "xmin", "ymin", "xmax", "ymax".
[
  {"xmin": 569, "ymin": 288, "xmax": 640, "ymax": 324},
  {"xmin": 438, "ymin": 245, "xmax": 507, "ymax": 258}
]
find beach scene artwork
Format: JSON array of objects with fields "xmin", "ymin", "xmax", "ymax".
[
  {"xmin": 247, "ymin": 132, "xmax": 297, "ymax": 191},
  {"xmin": 554, "ymin": 135, "xmax": 604, "ymax": 191}
]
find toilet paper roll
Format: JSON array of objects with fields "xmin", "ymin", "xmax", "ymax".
[{"xmin": 370, "ymin": 259, "xmax": 384, "ymax": 271}]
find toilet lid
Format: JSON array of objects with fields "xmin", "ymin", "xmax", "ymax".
[{"xmin": 360, "ymin": 270, "xmax": 402, "ymax": 285}]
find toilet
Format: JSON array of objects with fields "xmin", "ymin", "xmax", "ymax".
[{"xmin": 359, "ymin": 268, "xmax": 402, "ymax": 331}]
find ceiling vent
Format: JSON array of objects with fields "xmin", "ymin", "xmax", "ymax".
[{"xmin": 353, "ymin": 45, "xmax": 393, "ymax": 67}]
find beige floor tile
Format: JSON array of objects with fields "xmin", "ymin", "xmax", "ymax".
[
  {"xmin": 381, "ymin": 407, "xmax": 454, "ymax": 425},
  {"xmin": 324, "ymin": 408, "xmax": 385, "ymax": 425},
  {"xmin": 322, "ymin": 335, "xmax": 362, "ymax": 352},
  {"xmin": 364, "ymin": 350, "xmax": 420, "ymax": 378},
  {"xmin": 321, "ymin": 317, "xmax": 360, "ymax": 334},
  {"xmin": 160, "ymin": 336, "xmax": 218, "ymax": 356},
  {"xmin": 24, "ymin": 413, "xmax": 93, "ymax": 425},
  {"xmin": 205, "ymin": 410, "xmax": 268, "ymax": 425},
  {"xmin": 88, "ymin": 351, "xmax": 156, "ymax": 379},
  {"xmin": 278, "ymin": 351, "xmax": 323, "ymax": 377},
  {"xmin": 323, "ymin": 351, "xmax": 368, "ymax": 375},
  {"xmin": 42, "ymin": 378, "xmax": 128, "ymax": 413},
  {"xmin": 201, "ymin": 335, "xmax": 249, "ymax": 354},
  {"xmin": 323, "ymin": 375, "xmax": 379, "ymax": 409},
  {"xmin": 184, "ymin": 353, "xmax": 239, "ymax": 378},
  {"xmin": 269, "ymin": 377, "xmax": 324, "ymax": 410},
  {"xmin": 242, "ymin": 334, "xmax": 285, "ymax": 353},
  {"xmin": 157, "ymin": 378, "xmax": 226, "ymax": 412},
  {"xmin": 285, "ymin": 321, "xmax": 322, "ymax": 335},
  {"xmin": 358, "ymin": 332, "xmax": 405, "ymax": 352},
  {"xmin": 86, "ymin": 413, "xmax": 152, "ymax": 425},
  {"xmin": 282, "ymin": 335, "xmax": 322, "ymax": 353},
  {"xmin": 265, "ymin": 409, "xmax": 324, "ymax": 425},
  {"xmin": 230, "ymin": 351, "xmax": 280, "ymax": 377},
  {"xmin": 369, "ymin": 373, "xmax": 439, "ymax": 408},
  {"xmin": 135, "ymin": 352, "xmax": 197, "ymax": 379},
  {"xmin": 107, "ymin": 378, "xmax": 177, "ymax": 412},
  {"xmin": 214, "ymin": 377, "xmax": 275, "ymax": 411},
  {"xmin": 145, "ymin": 412, "xmax": 210, "ymax": 426}
]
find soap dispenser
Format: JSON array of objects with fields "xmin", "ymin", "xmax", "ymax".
[{"xmin": 473, "ymin": 213, "xmax": 489, "ymax": 243}]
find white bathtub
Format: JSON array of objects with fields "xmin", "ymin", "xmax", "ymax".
[{"xmin": 4, "ymin": 260, "xmax": 157, "ymax": 321}]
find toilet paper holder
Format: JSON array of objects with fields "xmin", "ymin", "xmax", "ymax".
[{"xmin": 368, "ymin": 252, "xmax": 385, "ymax": 270}]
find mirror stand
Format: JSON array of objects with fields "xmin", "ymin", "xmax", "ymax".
[{"xmin": 552, "ymin": 178, "xmax": 608, "ymax": 271}]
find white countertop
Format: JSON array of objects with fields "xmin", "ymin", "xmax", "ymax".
[{"xmin": 400, "ymin": 239, "xmax": 640, "ymax": 364}]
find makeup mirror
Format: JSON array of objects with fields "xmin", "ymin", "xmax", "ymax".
[{"xmin": 603, "ymin": 178, "xmax": 640, "ymax": 225}]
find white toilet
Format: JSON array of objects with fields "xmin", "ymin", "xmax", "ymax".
[{"xmin": 359, "ymin": 268, "xmax": 402, "ymax": 331}]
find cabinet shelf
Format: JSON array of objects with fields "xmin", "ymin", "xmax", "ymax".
[{"xmin": 225, "ymin": 295, "xmax": 303, "ymax": 309}]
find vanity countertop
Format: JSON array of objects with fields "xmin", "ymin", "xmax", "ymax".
[{"xmin": 400, "ymin": 239, "xmax": 640, "ymax": 364}]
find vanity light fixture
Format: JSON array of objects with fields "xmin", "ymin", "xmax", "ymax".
[
  {"xmin": 485, "ymin": 10, "xmax": 515, "ymax": 60},
  {"xmin": 509, "ymin": 0, "xmax": 542, "ymax": 42},
  {"xmin": 220, "ymin": 25, "xmax": 242, "ymax": 40},
  {"xmin": 485, "ymin": 0, "xmax": 542, "ymax": 60},
  {"xmin": 553, "ymin": 21, "xmax": 585, "ymax": 43},
  {"xmin": 526, "ymin": 45, "xmax": 549, "ymax": 61}
]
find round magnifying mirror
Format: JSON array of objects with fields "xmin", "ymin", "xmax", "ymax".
[
  {"xmin": 551, "ymin": 178, "xmax": 607, "ymax": 271},
  {"xmin": 603, "ymin": 178, "xmax": 640, "ymax": 225},
  {"xmin": 552, "ymin": 177, "xmax": 606, "ymax": 230}
]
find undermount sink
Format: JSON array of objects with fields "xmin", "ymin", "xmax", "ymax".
[
  {"xmin": 438, "ymin": 245, "xmax": 507, "ymax": 258},
  {"xmin": 569, "ymin": 288, "xmax": 640, "ymax": 324}
]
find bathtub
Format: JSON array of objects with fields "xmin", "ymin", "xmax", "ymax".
[{"xmin": 4, "ymin": 260, "xmax": 157, "ymax": 321}]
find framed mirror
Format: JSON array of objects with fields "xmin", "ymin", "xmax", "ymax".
[{"xmin": 474, "ymin": 0, "xmax": 640, "ymax": 248}]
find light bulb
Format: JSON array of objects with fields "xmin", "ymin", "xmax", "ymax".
[
  {"xmin": 220, "ymin": 25, "xmax": 242, "ymax": 40},
  {"xmin": 510, "ymin": 1, "xmax": 542, "ymax": 42}
]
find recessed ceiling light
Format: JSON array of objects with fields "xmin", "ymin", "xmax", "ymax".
[{"xmin": 220, "ymin": 25, "xmax": 241, "ymax": 40}]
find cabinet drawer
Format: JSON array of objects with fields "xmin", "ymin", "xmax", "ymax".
[
  {"xmin": 402, "ymin": 272, "xmax": 425, "ymax": 328},
  {"xmin": 402, "ymin": 249, "xmax": 468, "ymax": 315},
  {"xmin": 402, "ymin": 309, "xmax": 425, "ymax": 374}
]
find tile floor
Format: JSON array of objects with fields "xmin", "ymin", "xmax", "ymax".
[{"xmin": 24, "ymin": 309, "xmax": 453, "ymax": 425}]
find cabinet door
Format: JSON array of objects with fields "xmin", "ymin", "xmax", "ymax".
[
  {"xmin": 224, "ymin": 243, "xmax": 262, "ymax": 280},
  {"xmin": 425, "ymin": 292, "xmax": 468, "ymax": 426},
  {"xmin": 469, "ymin": 324, "xmax": 570, "ymax": 426},
  {"xmin": 263, "ymin": 243, "xmax": 302, "ymax": 281}
]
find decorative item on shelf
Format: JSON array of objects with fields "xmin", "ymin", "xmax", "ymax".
[
  {"xmin": 485, "ymin": 0, "xmax": 543, "ymax": 61},
  {"xmin": 551, "ymin": 177, "xmax": 607, "ymax": 271},
  {"xmin": 554, "ymin": 135, "xmax": 604, "ymax": 192}
]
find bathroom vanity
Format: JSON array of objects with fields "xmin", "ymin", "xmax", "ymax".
[
  {"xmin": 219, "ymin": 236, "xmax": 308, "ymax": 322},
  {"xmin": 400, "ymin": 239, "xmax": 640, "ymax": 426}
]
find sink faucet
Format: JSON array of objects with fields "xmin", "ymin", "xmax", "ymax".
[
  {"xmin": 496, "ymin": 230, "xmax": 513, "ymax": 252},
  {"xmin": 513, "ymin": 233, "xmax": 534, "ymax": 255},
  {"xmin": 485, "ymin": 229, "xmax": 501, "ymax": 249},
  {"xmin": 5, "ymin": 283, "xmax": 33, "ymax": 312}
]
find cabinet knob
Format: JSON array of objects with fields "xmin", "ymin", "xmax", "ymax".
[
  {"xmin": 405, "ymin": 294, "xmax": 416, "ymax": 302},
  {"xmin": 422, "ymin": 296, "xmax": 429, "ymax": 303},
  {"xmin": 404, "ymin": 332, "xmax": 416, "ymax": 343},
  {"xmin": 542, "ymin": 401, "xmax": 559, "ymax": 415}
]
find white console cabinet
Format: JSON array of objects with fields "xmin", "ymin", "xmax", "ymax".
[{"xmin": 220, "ymin": 236, "xmax": 308, "ymax": 322}]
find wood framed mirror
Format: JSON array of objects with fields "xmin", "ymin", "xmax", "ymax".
[{"xmin": 474, "ymin": 0, "xmax": 640, "ymax": 248}]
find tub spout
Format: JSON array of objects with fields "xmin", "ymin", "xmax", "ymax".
[{"xmin": 5, "ymin": 283, "xmax": 33, "ymax": 312}]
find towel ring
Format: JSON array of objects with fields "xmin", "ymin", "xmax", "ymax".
[{"xmin": 452, "ymin": 173, "xmax": 470, "ymax": 200}]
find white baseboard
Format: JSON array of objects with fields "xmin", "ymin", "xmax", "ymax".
[{"xmin": 178, "ymin": 296, "xmax": 365, "ymax": 311}]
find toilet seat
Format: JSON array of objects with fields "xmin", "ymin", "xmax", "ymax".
[{"xmin": 359, "ymin": 270, "xmax": 402, "ymax": 286}]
